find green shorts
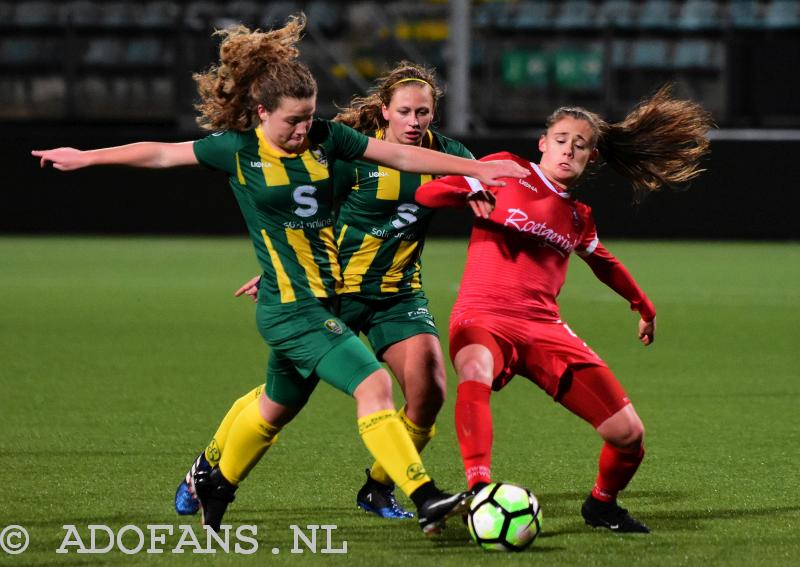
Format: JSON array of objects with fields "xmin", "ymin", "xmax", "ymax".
[
  {"xmin": 338, "ymin": 292, "xmax": 439, "ymax": 359},
  {"xmin": 257, "ymin": 298, "xmax": 382, "ymax": 406}
]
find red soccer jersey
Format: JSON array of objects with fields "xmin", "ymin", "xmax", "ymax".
[{"xmin": 416, "ymin": 151, "xmax": 655, "ymax": 323}]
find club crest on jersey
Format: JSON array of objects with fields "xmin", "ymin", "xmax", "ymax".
[
  {"xmin": 324, "ymin": 318, "xmax": 343, "ymax": 334},
  {"xmin": 311, "ymin": 147, "xmax": 328, "ymax": 166}
]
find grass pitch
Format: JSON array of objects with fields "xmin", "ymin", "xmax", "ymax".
[{"xmin": 1, "ymin": 236, "xmax": 798, "ymax": 566}]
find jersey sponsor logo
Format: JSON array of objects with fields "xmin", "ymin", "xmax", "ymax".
[
  {"xmin": 249, "ymin": 161, "xmax": 272, "ymax": 168},
  {"xmin": 518, "ymin": 179, "xmax": 538, "ymax": 192},
  {"xmin": 324, "ymin": 318, "xmax": 343, "ymax": 335},
  {"xmin": 368, "ymin": 171, "xmax": 389, "ymax": 178},
  {"xmin": 503, "ymin": 208, "xmax": 578, "ymax": 256}
]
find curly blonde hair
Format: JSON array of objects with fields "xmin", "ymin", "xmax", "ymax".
[
  {"xmin": 193, "ymin": 13, "xmax": 317, "ymax": 131},
  {"xmin": 334, "ymin": 61, "xmax": 443, "ymax": 132},
  {"xmin": 546, "ymin": 84, "xmax": 714, "ymax": 201}
]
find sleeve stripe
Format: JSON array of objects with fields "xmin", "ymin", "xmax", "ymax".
[
  {"xmin": 464, "ymin": 176, "xmax": 484, "ymax": 193},
  {"xmin": 577, "ymin": 236, "xmax": 599, "ymax": 256}
]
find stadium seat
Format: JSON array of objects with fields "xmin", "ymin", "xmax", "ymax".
[
  {"xmin": 100, "ymin": 2, "xmax": 139, "ymax": 27},
  {"xmin": 60, "ymin": 1, "xmax": 102, "ymax": 26},
  {"xmin": 630, "ymin": 39, "xmax": 670, "ymax": 68},
  {"xmin": 677, "ymin": 0, "xmax": 721, "ymax": 30},
  {"xmin": 14, "ymin": 1, "xmax": 59, "ymax": 26},
  {"xmin": 503, "ymin": 1, "xmax": 552, "ymax": 30},
  {"xmin": 554, "ymin": 0, "xmax": 597, "ymax": 30},
  {"xmin": 259, "ymin": 1, "xmax": 302, "ymax": 29},
  {"xmin": 0, "ymin": 38, "xmax": 43, "ymax": 63},
  {"xmin": 553, "ymin": 47, "xmax": 603, "ymax": 90},
  {"xmin": 596, "ymin": 0, "xmax": 637, "ymax": 29},
  {"xmin": 637, "ymin": 0, "xmax": 676, "ymax": 29},
  {"xmin": 672, "ymin": 39, "xmax": 721, "ymax": 69},
  {"xmin": 764, "ymin": 0, "xmax": 800, "ymax": 29},
  {"xmin": 184, "ymin": 1, "xmax": 221, "ymax": 31},
  {"xmin": 306, "ymin": 0, "xmax": 344, "ymax": 36},
  {"xmin": 727, "ymin": 0, "xmax": 763, "ymax": 29},
  {"xmin": 138, "ymin": 1, "xmax": 180, "ymax": 28},
  {"xmin": 126, "ymin": 38, "xmax": 172, "ymax": 65},
  {"xmin": 82, "ymin": 38, "xmax": 124, "ymax": 65}
]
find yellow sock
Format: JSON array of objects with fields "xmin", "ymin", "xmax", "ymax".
[
  {"xmin": 358, "ymin": 410, "xmax": 431, "ymax": 497},
  {"xmin": 204, "ymin": 385, "xmax": 263, "ymax": 467},
  {"xmin": 218, "ymin": 396, "xmax": 280, "ymax": 486},
  {"xmin": 369, "ymin": 407, "xmax": 436, "ymax": 486}
]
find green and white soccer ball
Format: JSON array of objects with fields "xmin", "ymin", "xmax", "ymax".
[{"xmin": 467, "ymin": 482, "xmax": 542, "ymax": 551}]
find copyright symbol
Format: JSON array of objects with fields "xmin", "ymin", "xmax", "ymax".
[{"xmin": 1, "ymin": 525, "xmax": 29, "ymax": 554}]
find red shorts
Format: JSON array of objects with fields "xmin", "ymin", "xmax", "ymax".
[{"xmin": 449, "ymin": 310, "xmax": 630, "ymax": 427}]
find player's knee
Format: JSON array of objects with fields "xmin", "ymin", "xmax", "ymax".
[
  {"xmin": 456, "ymin": 359, "xmax": 493, "ymax": 385},
  {"xmin": 607, "ymin": 419, "xmax": 644, "ymax": 449}
]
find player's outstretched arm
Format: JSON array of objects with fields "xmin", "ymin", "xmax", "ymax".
[
  {"xmin": 363, "ymin": 137, "xmax": 528, "ymax": 187},
  {"xmin": 32, "ymin": 141, "xmax": 198, "ymax": 171}
]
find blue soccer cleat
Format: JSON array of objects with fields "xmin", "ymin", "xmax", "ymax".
[
  {"xmin": 174, "ymin": 452, "xmax": 211, "ymax": 516},
  {"xmin": 356, "ymin": 469, "xmax": 414, "ymax": 519}
]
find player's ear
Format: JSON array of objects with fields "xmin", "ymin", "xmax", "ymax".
[
  {"xmin": 538, "ymin": 134, "xmax": 547, "ymax": 153},
  {"xmin": 588, "ymin": 147, "xmax": 599, "ymax": 164},
  {"xmin": 381, "ymin": 104, "xmax": 390, "ymax": 122},
  {"xmin": 257, "ymin": 104, "xmax": 270, "ymax": 122}
]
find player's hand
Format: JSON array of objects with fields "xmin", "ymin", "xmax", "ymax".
[
  {"xmin": 638, "ymin": 317, "xmax": 655, "ymax": 346},
  {"xmin": 234, "ymin": 275, "xmax": 261, "ymax": 303},
  {"xmin": 467, "ymin": 189, "xmax": 496, "ymax": 219},
  {"xmin": 31, "ymin": 148, "xmax": 91, "ymax": 171},
  {"xmin": 474, "ymin": 160, "xmax": 529, "ymax": 187}
]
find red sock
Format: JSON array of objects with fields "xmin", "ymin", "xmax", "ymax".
[
  {"xmin": 591, "ymin": 442, "xmax": 645, "ymax": 502},
  {"xmin": 455, "ymin": 381, "xmax": 493, "ymax": 489}
]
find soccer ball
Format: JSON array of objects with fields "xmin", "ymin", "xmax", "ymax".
[{"xmin": 467, "ymin": 482, "xmax": 542, "ymax": 551}]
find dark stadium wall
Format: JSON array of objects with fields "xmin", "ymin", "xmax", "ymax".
[{"xmin": 4, "ymin": 130, "xmax": 799, "ymax": 239}]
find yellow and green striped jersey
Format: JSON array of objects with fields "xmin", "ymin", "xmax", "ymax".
[
  {"xmin": 194, "ymin": 119, "xmax": 368, "ymax": 305},
  {"xmin": 334, "ymin": 129, "xmax": 473, "ymax": 299}
]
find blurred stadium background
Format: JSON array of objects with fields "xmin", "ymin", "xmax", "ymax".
[{"xmin": 3, "ymin": 0, "xmax": 800, "ymax": 238}]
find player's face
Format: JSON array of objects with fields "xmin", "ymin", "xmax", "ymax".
[
  {"xmin": 537, "ymin": 117, "xmax": 599, "ymax": 188},
  {"xmin": 381, "ymin": 85, "xmax": 434, "ymax": 145},
  {"xmin": 258, "ymin": 96, "xmax": 316, "ymax": 154}
]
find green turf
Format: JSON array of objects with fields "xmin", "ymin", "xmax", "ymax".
[{"xmin": 1, "ymin": 236, "xmax": 798, "ymax": 566}]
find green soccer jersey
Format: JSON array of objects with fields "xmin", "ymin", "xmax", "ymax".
[
  {"xmin": 194, "ymin": 119, "xmax": 368, "ymax": 305},
  {"xmin": 334, "ymin": 129, "xmax": 473, "ymax": 299}
]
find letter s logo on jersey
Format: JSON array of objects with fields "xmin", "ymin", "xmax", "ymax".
[
  {"xmin": 391, "ymin": 203, "xmax": 420, "ymax": 229},
  {"xmin": 292, "ymin": 185, "xmax": 319, "ymax": 218}
]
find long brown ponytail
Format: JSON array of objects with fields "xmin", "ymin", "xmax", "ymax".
[{"xmin": 546, "ymin": 85, "xmax": 714, "ymax": 201}]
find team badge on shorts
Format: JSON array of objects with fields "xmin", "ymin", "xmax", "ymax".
[{"xmin": 324, "ymin": 318, "xmax": 343, "ymax": 334}]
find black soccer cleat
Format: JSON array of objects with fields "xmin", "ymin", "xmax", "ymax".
[
  {"xmin": 193, "ymin": 466, "xmax": 237, "ymax": 532},
  {"xmin": 174, "ymin": 451, "xmax": 211, "ymax": 516},
  {"xmin": 356, "ymin": 469, "xmax": 414, "ymax": 519},
  {"xmin": 417, "ymin": 490, "xmax": 472, "ymax": 535},
  {"xmin": 581, "ymin": 495, "xmax": 650, "ymax": 533}
]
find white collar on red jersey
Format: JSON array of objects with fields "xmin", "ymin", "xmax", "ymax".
[{"xmin": 531, "ymin": 163, "xmax": 571, "ymax": 199}]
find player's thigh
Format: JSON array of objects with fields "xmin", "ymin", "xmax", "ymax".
[
  {"xmin": 314, "ymin": 334, "xmax": 383, "ymax": 396},
  {"xmin": 256, "ymin": 299, "xmax": 354, "ymax": 378},
  {"xmin": 361, "ymin": 293, "xmax": 439, "ymax": 361},
  {"xmin": 264, "ymin": 350, "xmax": 319, "ymax": 408}
]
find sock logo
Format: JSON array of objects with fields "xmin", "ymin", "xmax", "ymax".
[
  {"xmin": 206, "ymin": 439, "xmax": 221, "ymax": 463},
  {"xmin": 406, "ymin": 463, "xmax": 426, "ymax": 481},
  {"xmin": 324, "ymin": 319, "xmax": 343, "ymax": 334}
]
